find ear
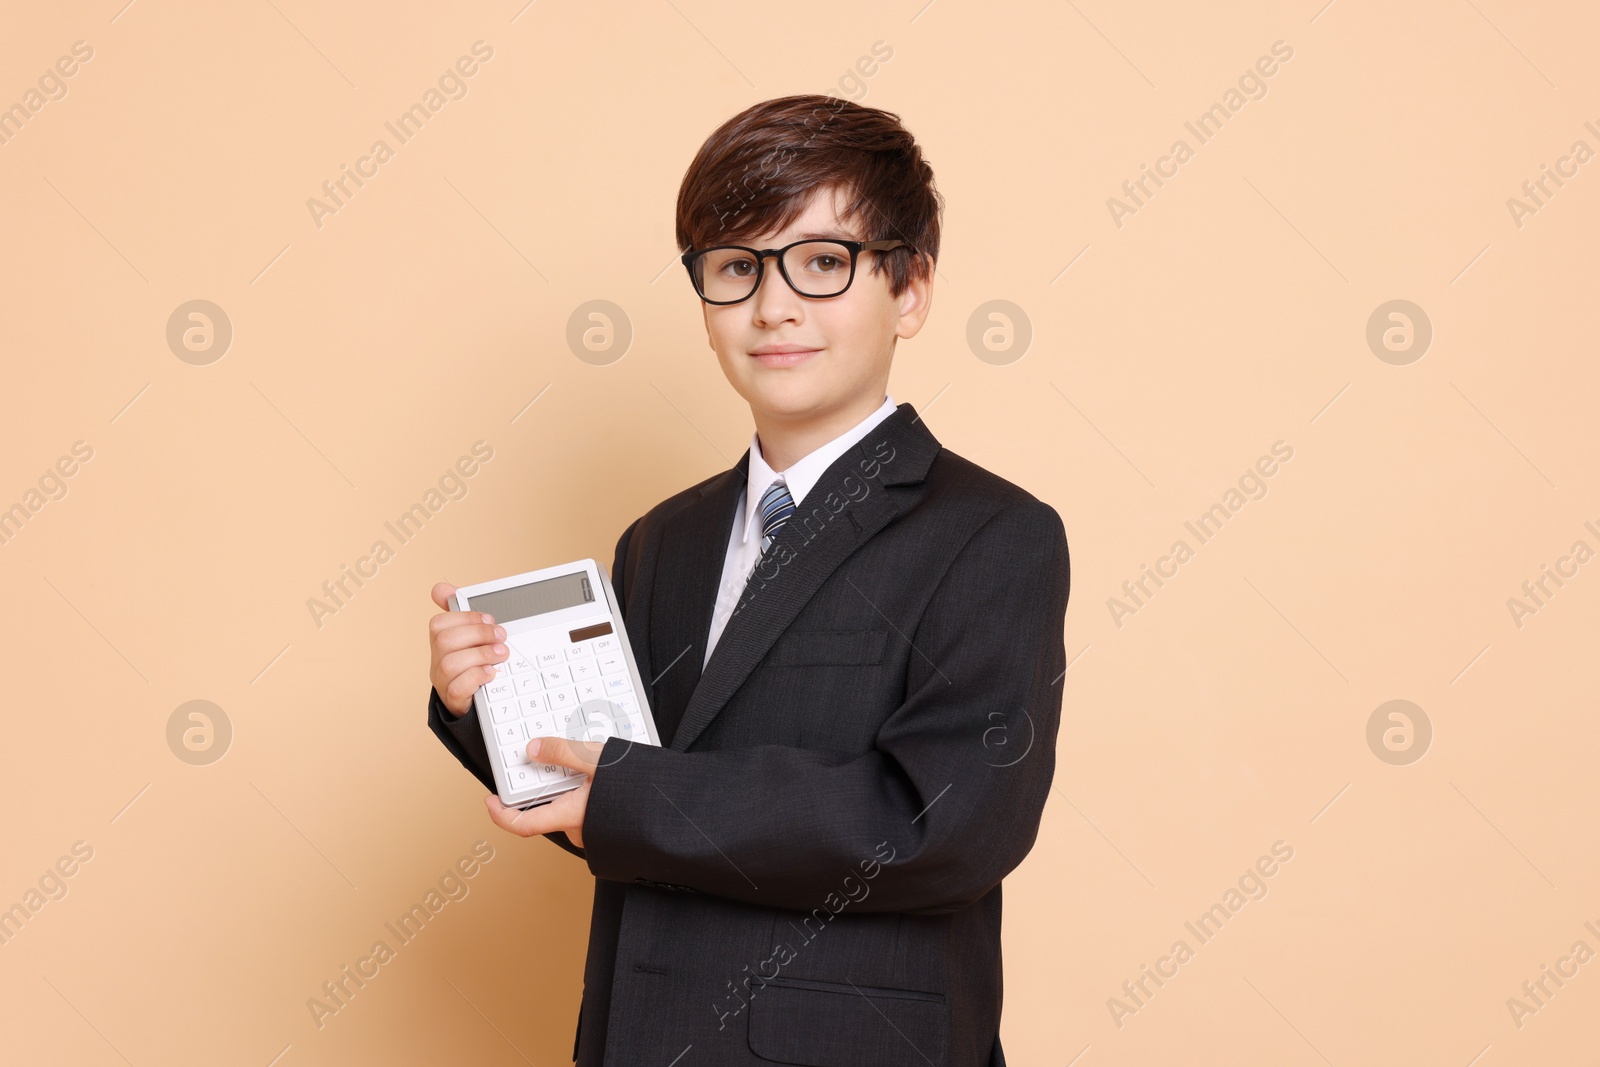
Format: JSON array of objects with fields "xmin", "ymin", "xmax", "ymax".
[{"xmin": 893, "ymin": 256, "xmax": 934, "ymax": 341}]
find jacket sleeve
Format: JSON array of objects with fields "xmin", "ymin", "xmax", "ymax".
[
  {"xmin": 424, "ymin": 517, "xmax": 642, "ymax": 863},
  {"xmin": 580, "ymin": 500, "xmax": 1070, "ymax": 916}
]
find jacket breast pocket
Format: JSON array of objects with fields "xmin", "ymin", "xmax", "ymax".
[
  {"xmin": 747, "ymin": 975, "xmax": 948, "ymax": 1066},
  {"xmin": 766, "ymin": 628, "xmax": 888, "ymax": 667}
]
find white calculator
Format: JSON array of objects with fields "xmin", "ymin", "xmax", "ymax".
[{"xmin": 448, "ymin": 558, "xmax": 660, "ymax": 809}]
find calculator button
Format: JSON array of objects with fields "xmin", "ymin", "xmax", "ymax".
[
  {"xmin": 603, "ymin": 674, "xmax": 632, "ymax": 698},
  {"xmin": 502, "ymin": 745, "xmax": 529, "ymax": 767},
  {"xmin": 519, "ymin": 693, "xmax": 548, "ymax": 717},
  {"xmin": 575, "ymin": 680, "xmax": 604, "ymax": 702},
  {"xmin": 546, "ymin": 686, "xmax": 578, "ymax": 711},
  {"xmin": 541, "ymin": 665, "xmax": 572, "ymax": 687},
  {"xmin": 483, "ymin": 678, "xmax": 516, "ymax": 704},
  {"xmin": 592, "ymin": 635, "xmax": 617, "ymax": 655},
  {"xmin": 578, "ymin": 698, "xmax": 616, "ymax": 724},
  {"xmin": 537, "ymin": 763, "xmax": 564, "ymax": 782},
  {"xmin": 514, "ymin": 674, "xmax": 543, "ymax": 696},
  {"xmin": 566, "ymin": 641, "xmax": 594, "ymax": 661},
  {"xmin": 597, "ymin": 653, "xmax": 625, "ymax": 674},
  {"xmin": 489, "ymin": 701, "xmax": 518, "ymax": 724},
  {"xmin": 495, "ymin": 720, "xmax": 527, "ymax": 746},
  {"xmin": 526, "ymin": 714, "xmax": 555, "ymax": 738},
  {"xmin": 535, "ymin": 650, "xmax": 563, "ymax": 669},
  {"xmin": 577, "ymin": 714, "xmax": 619, "ymax": 744},
  {"xmin": 570, "ymin": 659, "xmax": 600, "ymax": 682},
  {"xmin": 508, "ymin": 651, "xmax": 535, "ymax": 674},
  {"xmin": 506, "ymin": 765, "xmax": 541, "ymax": 792},
  {"xmin": 553, "ymin": 706, "xmax": 583, "ymax": 735},
  {"xmin": 574, "ymin": 721, "xmax": 609, "ymax": 744}
]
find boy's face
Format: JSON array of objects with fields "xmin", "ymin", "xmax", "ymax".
[{"xmin": 698, "ymin": 184, "xmax": 931, "ymax": 428}]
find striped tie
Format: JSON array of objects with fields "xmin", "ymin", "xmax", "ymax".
[{"xmin": 758, "ymin": 479, "xmax": 796, "ymax": 555}]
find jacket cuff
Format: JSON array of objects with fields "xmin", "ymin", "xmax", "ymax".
[{"xmin": 581, "ymin": 737, "xmax": 696, "ymax": 893}]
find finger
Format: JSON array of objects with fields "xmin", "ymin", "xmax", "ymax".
[
  {"xmin": 443, "ymin": 663, "xmax": 498, "ymax": 713},
  {"xmin": 435, "ymin": 617, "xmax": 508, "ymax": 708},
  {"xmin": 527, "ymin": 734, "xmax": 605, "ymax": 773},
  {"xmin": 438, "ymin": 633, "xmax": 509, "ymax": 685},
  {"xmin": 484, "ymin": 794, "xmax": 555, "ymax": 838},
  {"xmin": 430, "ymin": 581, "xmax": 458, "ymax": 611},
  {"xmin": 483, "ymin": 788, "xmax": 586, "ymax": 837},
  {"xmin": 429, "ymin": 611, "xmax": 502, "ymax": 649}
]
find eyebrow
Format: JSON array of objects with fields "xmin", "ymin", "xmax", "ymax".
[{"xmin": 714, "ymin": 230, "xmax": 862, "ymax": 248}]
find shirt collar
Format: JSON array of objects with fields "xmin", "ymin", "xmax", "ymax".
[{"xmin": 740, "ymin": 394, "xmax": 897, "ymax": 544}]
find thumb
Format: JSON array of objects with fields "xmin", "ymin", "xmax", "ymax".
[
  {"xmin": 431, "ymin": 581, "xmax": 457, "ymax": 611},
  {"xmin": 527, "ymin": 734, "xmax": 604, "ymax": 772}
]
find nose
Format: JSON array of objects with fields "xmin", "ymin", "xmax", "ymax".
[{"xmin": 751, "ymin": 252, "xmax": 802, "ymax": 326}]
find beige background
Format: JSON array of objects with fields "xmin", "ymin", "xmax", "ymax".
[{"xmin": 2, "ymin": 1, "xmax": 1597, "ymax": 1064}]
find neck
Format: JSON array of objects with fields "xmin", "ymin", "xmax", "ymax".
[{"xmin": 753, "ymin": 393, "xmax": 887, "ymax": 473}]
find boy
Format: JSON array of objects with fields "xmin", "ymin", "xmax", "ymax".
[{"xmin": 426, "ymin": 94, "xmax": 1070, "ymax": 1066}]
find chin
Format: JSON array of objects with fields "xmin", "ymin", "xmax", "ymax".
[{"xmin": 745, "ymin": 382, "xmax": 833, "ymax": 419}]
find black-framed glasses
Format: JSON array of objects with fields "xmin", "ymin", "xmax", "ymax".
[{"xmin": 681, "ymin": 238, "xmax": 916, "ymax": 305}]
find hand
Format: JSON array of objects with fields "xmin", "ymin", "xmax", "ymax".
[
  {"xmin": 482, "ymin": 736, "xmax": 606, "ymax": 848},
  {"xmin": 428, "ymin": 581, "xmax": 508, "ymax": 719}
]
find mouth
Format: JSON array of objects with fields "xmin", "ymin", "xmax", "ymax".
[{"xmin": 749, "ymin": 346, "xmax": 821, "ymax": 368}]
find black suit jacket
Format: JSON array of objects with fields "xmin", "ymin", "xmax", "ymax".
[{"xmin": 428, "ymin": 402, "xmax": 1070, "ymax": 1066}]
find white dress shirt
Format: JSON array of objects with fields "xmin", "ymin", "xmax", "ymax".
[{"xmin": 702, "ymin": 394, "xmax": 897, "ymax": 668}]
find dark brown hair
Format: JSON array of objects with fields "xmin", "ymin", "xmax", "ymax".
[{"xmin": 676, "ymin": 94, "xmax": 942, "ymax": 298}]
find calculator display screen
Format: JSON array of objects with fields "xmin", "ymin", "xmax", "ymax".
[{"xmin": 469, "ymin": 572, "xmax": 593, "ymax": 623}]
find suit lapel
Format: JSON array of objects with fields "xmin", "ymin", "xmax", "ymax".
[
  {"xmin": 648, "ymin": 455, "xmax": 747, "ymax": 748},
  {"xmin": 669, "ymin": 402, "xmax": 942, "ymax": 752}
]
